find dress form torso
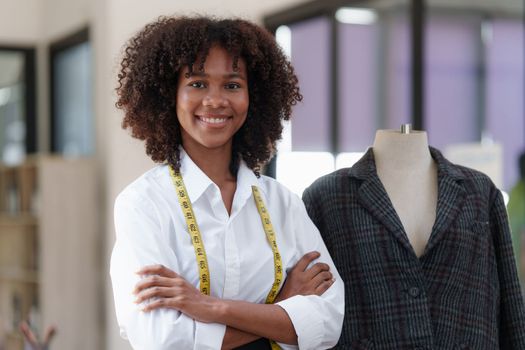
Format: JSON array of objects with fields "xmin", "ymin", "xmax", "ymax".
[{"xmin": 372, "ymin": 129, "xmax": 438, "ymax": 257}]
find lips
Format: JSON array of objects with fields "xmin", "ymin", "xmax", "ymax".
[
  {"xmin": 199, "ymin": 116, "xmax": 228, "ymax": 124},
  {"xmin": 196, "ymin": 114, "xmax": 231, "ymax": 126}
]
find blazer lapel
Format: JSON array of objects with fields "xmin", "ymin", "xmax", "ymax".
[
  {"xmin": 424, "ymin": 148, "xmax": 467, "ymax": 254},
  {"xmin": 350, "ymin": 147, "xmax": 468, "ymax": 256},
  {"xmin": 350, "ymin": 149, "xmax": 414, "ymax": 252}
]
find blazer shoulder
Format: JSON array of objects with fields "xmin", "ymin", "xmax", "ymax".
[
  {"xmin": 450, "ymin": 163, "xmax": 499, "ymax": 200},
  {"xmin": 305, "ymin": 168, "xmax": 353, "ymax": 196},
  {"xmin": 442, "ymin": 164, "xmax": 500, "ymax": 209}
]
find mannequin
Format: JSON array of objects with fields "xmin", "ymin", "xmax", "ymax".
[
  {"xmin": 303, "ymin": 125, "xmax": 525, "ymax": 347},
  {"xmin": 372, "ymin": 125, "xmax": 437, "ymax": 257}
]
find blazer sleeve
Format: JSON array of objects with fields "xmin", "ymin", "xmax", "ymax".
[
  {"xmin": 490, "ymin": 187, "xmax": 525, "ymax": 347},
  {"xmin": 302, "ymin": 183, "xmax": 324, "ymax": 234}
]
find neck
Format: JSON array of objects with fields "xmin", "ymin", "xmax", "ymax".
[
  {"xmin": 182, "ymin": 143, "xmax": 236, "ymax": 185},
  {"xmin": 372, "ymin": 129, "xmax": 432, "ymax": 171}
]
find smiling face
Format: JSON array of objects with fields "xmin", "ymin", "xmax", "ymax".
[{"xmin": 176, "ymin": 45, "xmax": 249, "ymax": 156}]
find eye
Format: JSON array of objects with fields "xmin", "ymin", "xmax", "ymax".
[
  {"xmin": 225, "ymin": 82, "xmax": 241, "ymax": 90},
  {"xmin": 189, "ymin": 81, "xmax": 206, "ymax": 89}
]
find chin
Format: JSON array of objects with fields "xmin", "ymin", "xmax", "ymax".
[{"xmin": 196, "ymin": 139, "xmax": 232, "ymax": 150}]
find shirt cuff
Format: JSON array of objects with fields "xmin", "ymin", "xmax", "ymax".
[
  {"xmin": 276, "ymin": 295, "xmax": 324, "ymax": 350},
  {"xmin": 194, "ymin": 322, "xmax": 227, "ymax": 350}
]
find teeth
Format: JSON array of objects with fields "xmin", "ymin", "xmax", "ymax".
[{"xmin": 200, "ymin": 116, "xmax": 227, "ymax": 124}]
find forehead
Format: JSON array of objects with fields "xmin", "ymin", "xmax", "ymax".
[{"xmin": 184, "ymin": 46, "xmax": 247, "ymax": 74}]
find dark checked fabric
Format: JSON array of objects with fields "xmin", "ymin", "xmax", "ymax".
[{"xmin": 303, "ymin": 147, "xmax": 525, "ymax": 350}]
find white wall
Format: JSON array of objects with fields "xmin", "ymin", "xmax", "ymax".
[
  {"xmin": 0, "ymin": 0, "xmax": 90, "ymax": 44},
  {"xmin": 0, "ymin": 0, "xmax": 41, "ymax": 44},
  {"xmin": 41, "ymin": 0, "xmax": 91, "ymax": 41}
]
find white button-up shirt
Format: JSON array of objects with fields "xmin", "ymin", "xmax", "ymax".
[{"xmin": 110, "ymin": 150, "xmax": 344, "ymax": 350}]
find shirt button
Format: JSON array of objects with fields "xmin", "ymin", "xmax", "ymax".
[{"xmin": 408, "ymin": 287, "xmax": 421, "ymax": 298}]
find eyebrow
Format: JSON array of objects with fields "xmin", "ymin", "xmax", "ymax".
[{"xmin": 186, "ymin": 72, "xmax": 246, "ymax": 80}]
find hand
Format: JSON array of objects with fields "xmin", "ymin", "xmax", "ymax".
[
  {"xmin": 275, "ymin": 251, "xmax": 334, "ymax": 303},
  {"xmin": 134, "ymin": 264, "xmax": 219, "ymax": 323},
  {"xmin": 19, "ymin": 321, "xmax": 56, "ymax": 350}
]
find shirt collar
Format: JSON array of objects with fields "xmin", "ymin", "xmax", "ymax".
[
  {"xmin": 176, "ymin": 148, "xmax": 261, "ymax": 204},
  {"xmin": 235, "ymin": 160, "xmax": 261, "ymax": 200},
  {"xmin": 178, "ymin": 149, "xmax": 215, "ymax": 204}
]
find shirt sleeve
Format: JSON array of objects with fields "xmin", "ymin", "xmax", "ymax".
[
  {"xmin": 490, "ymin": 188, "xmax": 525, "ymax": 348},
  {"xmin": 110, "ymin": 191, "xmax": 226, "ymax": 350},
  {"xmin": 275, "ymin": 194, "xmax": 345, "ymax": 350}
]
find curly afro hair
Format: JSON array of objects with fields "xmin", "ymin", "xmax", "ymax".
[{"xmin": 116, "ymin": 15, "xmax": 302, "ymax": 175}]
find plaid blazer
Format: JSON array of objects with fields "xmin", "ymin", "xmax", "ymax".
[{"xmin": 303, "ymin": 147, "xmax": 525, "ymax": 350}]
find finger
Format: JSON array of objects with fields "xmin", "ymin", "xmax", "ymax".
[
  {"xmin": 142, "ymin": 298, "xmax": 171, "ymax": 312},
  {"xmin": 309, "ymin": 271, "xmax": 333, "ymax": 289},
  {"xmin": 135, "ymin": 286, "xmax": 175, "ymax": 304},
  {"xmin": 19, "ymin": 321, "xmax": 38, "ymax": 345},
  {"xmin": 294, "ymin": 251, "xmax": 320, "ymax": 272},
  {"xmin": 134, "ymin": 275, "xmax": 175, "ymax": 294},
  {"xmin": 136, "ymin": 264, "xmax": 177, "ymax": 278},
  {"xmin": 304, "ymin": 262, "xmax": 330, "ymax": 279},
  {"xmin": 314, "ymin": 278, "xmax": 335, "ymax": 296},
  {"xmin": 44, "ymin": 325, "xmax": 57, "ymax": 344}
]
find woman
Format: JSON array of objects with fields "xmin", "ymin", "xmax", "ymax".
[{"xmin": 110, "ymin": 16, "xmax": 344, "ymax": 350}]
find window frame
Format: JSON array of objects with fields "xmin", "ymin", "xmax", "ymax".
[
  {"xmin": 49, "ymin": 27, "xmax": 90, "ymax": 154},
  {"xmin": 0, "ymin": 45, "xmax": 37, "ymax": 154}
]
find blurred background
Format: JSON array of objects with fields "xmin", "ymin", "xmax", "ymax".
[{"xmin": 0, "ymin": 0, "xmax": 523, "ymax": 349}]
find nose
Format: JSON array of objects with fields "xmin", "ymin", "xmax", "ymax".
[{"xmin": 203, "ymin": 88, "xmax": 228, "ymax": 108}]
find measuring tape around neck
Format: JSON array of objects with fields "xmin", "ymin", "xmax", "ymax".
[
  {"xmin": 169, "ymin": 165, "xmax": 283, "ymax": 349},
  {"xmin": 251, "ymin": 186, "xmax": 283, "ymax": 304},
  {"xmin": 252, "ymin": 185, "xmax": 283, "ymax": 350},
  {"xmin": 169, "ymin": 165, "xmax": 211, "ymax": 295}
]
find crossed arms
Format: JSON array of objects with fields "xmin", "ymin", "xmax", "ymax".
[{"xmin": 133, "ymin": 252, "xmax": 335, "ymax": 349}]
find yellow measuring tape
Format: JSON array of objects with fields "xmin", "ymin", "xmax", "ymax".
[
  {"xmin": 169, "ymin": 166, "xmax": 283, "ymax": 349},
  {"xmin": 169, "ymin": 166, "xmax": 211, "ymax": 295},
  {"xmin": 251, "ymin": 186, "xmax": 283, "ymax": 304},
  {"xmin": 252, "ymin": 186, "xmax": 283, "ymax": 350}
]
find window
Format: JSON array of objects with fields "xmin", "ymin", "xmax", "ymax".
[
  {"xmin": 0, "ymin": 47, "xmax": 36, "ymax": 165},
  {"xmin": 266, "ymin": 0, "xmax": 524, "ymax": 192},
  {"xmin": 50, "ymin": 28, "xmax": 93, "ymax": 156}
]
